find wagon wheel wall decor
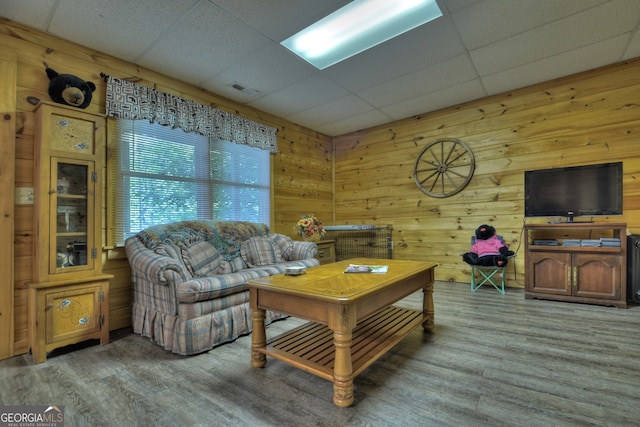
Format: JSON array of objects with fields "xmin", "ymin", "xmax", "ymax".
[{"xmin": 413, "ymin": 138, "xmax": 475, "ymax": 198}]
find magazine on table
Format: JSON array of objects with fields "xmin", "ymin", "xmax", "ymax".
[{"xmin": 343, "ymin": 264, "xmax": 389, "ymax": 274}]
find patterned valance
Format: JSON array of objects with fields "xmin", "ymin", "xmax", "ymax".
[{"xmin": 105, "ymin": 76, "xmax": 278, "ymax": 153}]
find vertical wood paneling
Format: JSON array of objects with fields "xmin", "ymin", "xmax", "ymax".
[
  {"xmin": 272, "ymin": 127, "xmax": 333, "ymax": 236},
  {"xmin": 334, "ymin": 58, "xmax": 640, "ymax": 287}
]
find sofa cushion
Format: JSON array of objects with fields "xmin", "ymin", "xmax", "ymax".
[
  {"xmin": 181, "ymin": 240, "xmax": 222, "ymax": 277},
  {"xmin": 240, "ymin": 236, "xmax": 284, "ymax": 267},
  {"xmin": 219, "ymin": 256, "xmax": 247, "ymax": 274},
  {"xmin": 269, "ymin": 234, "xmax": 294, "ymax": 261},
  {"xmin": 177, "ymin": 270, "xmax": 269, "ymax": 303}
]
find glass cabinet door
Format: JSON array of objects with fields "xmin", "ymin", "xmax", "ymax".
[{"xmin": 50, "ymin": 157, "xmax": 95, "ymax": 274}]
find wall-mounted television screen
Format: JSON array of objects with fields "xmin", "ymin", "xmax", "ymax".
[{"xmin": 524, "ymin": 162, "xmax": 623, "ymax": 223}]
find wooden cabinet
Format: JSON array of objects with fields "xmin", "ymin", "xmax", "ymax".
[
  {"xmin": 316, "ymin": 240, "xmax": 336, "ymax": 264},
  {"xmin": 29, "ymin": 103, "xmax": 112, "ymax": 363},
  {"xmin": 29, "ymin": 278, "xmax": 109, "ymax": 364},
  {"xmin": 524, "ymin": 223, "xmax": 626, "ymax": 308}
]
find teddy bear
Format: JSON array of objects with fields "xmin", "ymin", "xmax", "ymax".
[
  {"xmin": 462, "ymin": 224, "xmax": 515, "ymax": 267},
  {"xmin": 45, "ymin": 67, "xmax": 96, "ymax": 109}
]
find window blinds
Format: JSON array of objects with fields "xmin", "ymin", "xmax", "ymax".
[{"xmin": 110, "ymin": 119, "xmax": 270, "ymax": 246}]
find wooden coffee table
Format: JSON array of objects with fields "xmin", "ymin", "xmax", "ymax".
[{"xmin": 248, "ymin": 258, "xmax": 437, "ymax": 407}]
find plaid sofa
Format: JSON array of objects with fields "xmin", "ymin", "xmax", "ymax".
[{"xmin": 125, "ymin": 220, "xmax": 320, "ymax": 355}]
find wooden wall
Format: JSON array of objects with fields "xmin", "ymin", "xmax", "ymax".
[
  {"xmin": 333, "ymin": 58, "xmax": 640, "ymax": 286},
  {"xmin": 0, "ymin": 18, "xmax": 332, "ymax": 358}
]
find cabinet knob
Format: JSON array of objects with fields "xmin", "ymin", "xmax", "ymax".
[{"xmin": 46, "ymin": 304, "xmax": 53, "ymax": 310}]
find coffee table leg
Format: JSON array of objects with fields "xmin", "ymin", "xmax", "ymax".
[
  {"xmin": 332, "ymin": 329, "xmax": 354, "ymax": 407},
  {"xmin": 422, "ymin": 281, "xmax": 435, "ymax": 331},
  {"xmin": 251, "ymin": 307, "xmax": 267, "ymax": 368}
]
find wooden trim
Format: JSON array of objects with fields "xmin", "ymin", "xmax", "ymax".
[
  {"xmin": 105, "ymin": 118, "xmax": 118, "ymax": 248},
  {"xmin": 0, "ymin": 49, "xmax": 17, "ymax": 360}
]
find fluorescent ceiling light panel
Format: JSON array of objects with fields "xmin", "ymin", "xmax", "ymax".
[{"xmin": 281, "ymin": 0, "xmax": 442, "ymax": 70}]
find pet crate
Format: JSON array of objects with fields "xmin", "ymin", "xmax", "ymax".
[{"xmin": 323, "ymin": 225, "xmax": 393, "ymax": 261}]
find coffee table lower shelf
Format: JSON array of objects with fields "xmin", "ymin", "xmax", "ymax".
[{"xmin": 258, "ymin": 305, "xmax": 423, "ymax": 381}]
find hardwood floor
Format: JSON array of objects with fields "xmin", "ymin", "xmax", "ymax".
[{"xmin": 2, "ymin": 281, "xmax": 639, "ymax": 427}]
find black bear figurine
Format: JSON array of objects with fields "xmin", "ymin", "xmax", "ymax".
[{"xmin": 46, "ymin": 67, "xmax": 96, "ymax": 109}]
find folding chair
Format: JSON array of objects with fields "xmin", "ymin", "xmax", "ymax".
[
  {"xmin": 471, "ymin": 264, "xmax": 506, "ymax": 295},
  {"xmin": 468, "ymin": 235, "xmax": 513, "ymax": 295}
]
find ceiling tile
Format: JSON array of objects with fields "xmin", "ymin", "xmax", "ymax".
[
  {"xmin": 470, "ymin": 0, "xmax": 640, "ymax": 76},
  {"xmin": 440, "ymin": 0, "xmax": 483, "ymax": 14},
  {"xmin": 481, "ymin": 34, "xmax": 631, "ymax": 95},
  {"xmin": 137, "ymin": 1, "xmax": 270, "ymax": 84},
  {"xmin": 623, "ymin": 30, "xmax": 640, "ymax": 60},
  {"xmin": 248, "ymin": 75, "xmax": 350, "ymax": 118},
  {"xmin": 0, "ymin": 0, "xmax": 58, "ymax": 29},
  {"xmin": 380, "ymin": 79, "xmax": 487, "ymax": 120},
  {"xmin": 315, "ymin": 110, "xmax": 393, "ymax": 137},
  {"xmin": 285, "ymin": 95, "xmax": 375, "ymax": 128},
  {"xmin": 357, "ymin": 54, "xmax": 478, "ymax": 107},
  {"xmin": 201, "ymin": 42, "xmax": 316, "ymax": 100},
  {"xmin": 209, "ymin": 0, "xmax": 350, "ymax": 41},
  {"xmin": 452, "ymin": 0, "xmax": 607, "ymax": 50},
  {"xmin": 48, "ymin": 0, "xmax": 199, "ymax": 61},
  {"xmin": 323, "ymin": 17, "xmax": 466, "ymax": 92}
]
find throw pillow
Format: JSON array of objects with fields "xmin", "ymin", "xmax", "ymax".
[
  {"xmin": 269, "ymin": 234, "xmax": 294, "ymax": 261},
  {"xmin": 241, "ymin": 236, "xmax": 284, "ymax": 267},
  {"xmin": 181, "ymin": 240, "xmax": 222, "ymax": 277},
  {"xmin": 154, "ymin": 240, "xmax": 181, "ymax": 260},
  {"xmin": 219, "ymin": 256, "xmax": 248, "ymax": 273}
]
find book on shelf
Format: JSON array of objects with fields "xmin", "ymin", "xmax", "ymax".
[
  {"xmin": 600, "ymin": 238, "xmax": 621, "ymax": 247},
  {"xmin": 344, "ymin": 264, "xmax": 389, "ymax": 274},
  {"xmin": 533, "ymin": 239, "xmax": 559, "ymax": 246}
]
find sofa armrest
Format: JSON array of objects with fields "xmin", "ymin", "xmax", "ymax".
[
  {"xmin": 289, "ymin": 241, "xmax": 318, "ymax": 260},
  {"xmin": 126, "ymin": 237, "xmax": 192, "ymax": 316},
  {"xmin": 125, "ymin": 237, "xmax": 189, "ymax": 286}
]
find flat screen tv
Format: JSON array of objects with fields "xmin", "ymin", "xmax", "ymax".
[{"xmin": 524, "ymin": 162, "xmax": 623, "ymax": 223}]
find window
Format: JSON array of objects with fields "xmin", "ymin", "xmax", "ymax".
[{"xmin": 113, "ymin": 120, "xmax": 270, "ymax": 245}]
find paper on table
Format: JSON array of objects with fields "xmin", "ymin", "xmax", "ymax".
[{"xmin": 343, "ymin": 264, "xmax": 389, "ymax": 274}]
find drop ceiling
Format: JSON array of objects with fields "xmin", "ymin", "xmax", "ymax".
[{"xmin": 3, "ymin": 0, "xmax": 640, "ymax": 136}]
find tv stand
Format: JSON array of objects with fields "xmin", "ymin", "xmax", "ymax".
[
  {"xmin": 548, "ymin": 220, "xmax": 594, "ymax": 224},
  {"xmin": 556, "ymin": 213, "xmax": 595, "ymax": 223},
  {"xmin": 524, "ymin": 222, "xmax": 627, "ymax": 308}
]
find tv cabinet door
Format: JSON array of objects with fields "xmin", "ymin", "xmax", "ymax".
[
  {"xmin": 527, "ymin": 251, "xmax": 571, "ymax": 295},
  {"xmin": 573, "ymin": 253, "xmax": 620, "ymax": 300}
]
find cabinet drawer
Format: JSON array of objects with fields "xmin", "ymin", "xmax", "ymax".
[{"xmin": 316, "ymin": 240, "xmax": 335, "ymax": 265}]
